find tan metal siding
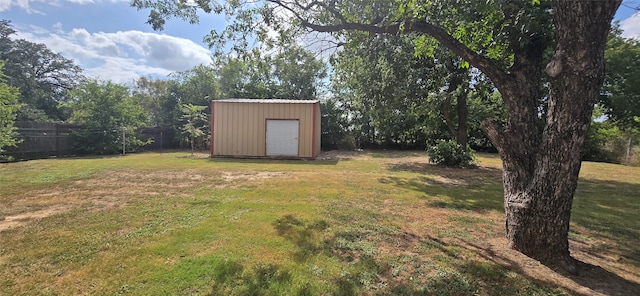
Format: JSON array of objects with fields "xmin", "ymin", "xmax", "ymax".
[
  {"xmin": 211, "ymin": 100, "xmax": 320, "ymax": 158},
  {"xmin": 314, "ymin": 102, "xmax": 321, "ymax": 157},
  {"xmin": 300, "ymin": 104, "xmax": 311, "ymax": 156}
]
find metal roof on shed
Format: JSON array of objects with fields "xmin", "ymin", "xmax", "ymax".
[{"xmin": 214, "ymin": 99, "xmax": 319, "ymax": 104}]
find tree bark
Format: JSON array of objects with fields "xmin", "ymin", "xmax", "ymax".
[
  {"xmin": 440, "ymin": 77, "xmax": 469, "ymax": 148},
  {"xmin": 439, "ymin": 67, "xmax": 470, "ymax": 148},
  {"xmin": 455, "ymin": 85, "xmax": 469, "ymax": 148},
  {"xmin": 485, "ymin": 1, "xmax": 621, "ymax": 273}
]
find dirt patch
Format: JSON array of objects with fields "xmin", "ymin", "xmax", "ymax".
[
  {"xmin": 424, "ymin": 175, "xmax": 469, "ymax": 186},
  {"xmin": 1, "ymin": 169, "xmax": 288, "ymax": 231},
  {"xmin": 221, "ymin": 171, "xmax": 288, "ymax": 182},
  {"xmin": 176, "ymin": 152, "xmax": 211, "ymax": 159},
  {"xmin": 0, "ymin": 205, "xmax": 71, "ymax": 232},
  {"xmin": 78, "ymin": 169, "xmax": 209, "ymax": 190},
  {"xmin": 316, "ymin": 150, "xmax": 371, "ymax": 161},
  {"xmin": 461, "ymin": 236, "xmax": 640, "ymax": 296},
  {"xmin": 386, "ymin": 161, "xmax": 502, "ymax": 186}
]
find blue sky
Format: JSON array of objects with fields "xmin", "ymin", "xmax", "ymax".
[
  {"xmin": 0, "ymin": 0, "xmax": 227, "ymax": 83},
  {"xmin": 1, "ymin": 0, "xmax": 639, "ymax": 84}
]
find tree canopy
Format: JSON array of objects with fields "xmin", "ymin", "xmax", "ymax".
[
  {"xmin": 603, "ymin": 29, "xmax": 640, "ymax": 130},
  {"xmin": 62, "ymin": 80, "xmax": 149, "ymax": 155},
  {"xmin": 0, "ymin": 20, "xmax": 85, "ymax": 121},
  {"xmin": 0, "ymin": 61, "xmax": 21, "ymax": 158}
]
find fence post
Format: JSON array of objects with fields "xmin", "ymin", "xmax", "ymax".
[
  {"xmin": 122, "ymin": 127, "xmax": 126, "ymax": 155},
  {"xmin": 55, "ymin": 123, "xmax": 60, "ymax": 157}
]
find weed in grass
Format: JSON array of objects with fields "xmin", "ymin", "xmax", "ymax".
[
  {"xmin": 152, "ymin": 256, "xmax": 320, "ymax": 296},
  {"xmin": 425, "ymin": 269, "xmax": 478, "ymax": 295},
  {"xmin": 459, "ymin": 260, "xmax": 508, "ymax": 281},
  {"xmin": 308, "ymin": 264, "xmax": 323, "ymax": 276},
  {"xmin": 447, "ymin": 214, "xmax": 492, "ymax": 226},
  {"xmin": 224, "ymin": 208, "xmax": 252, "ymax": 222}
]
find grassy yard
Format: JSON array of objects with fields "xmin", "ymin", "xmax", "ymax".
[{"xmin": 0, "ymin": 150, "xmax": 638, "ymax": 295}]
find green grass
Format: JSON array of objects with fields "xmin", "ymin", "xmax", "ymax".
[{"xmin": 0, "ymin": 150, "xmax": 638, "ymax": 295}]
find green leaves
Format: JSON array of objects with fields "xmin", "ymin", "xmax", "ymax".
[
  {"xmin": 179, "ymin": 103, "xmax": 208, "ymax": 154},
  {"xmin": 427, "ymin": 139, "xmax": 476, "ymax": 168},
  {"xmin": 414, "ymin": 35, "xmax": 439, "ymax": 58},
  {"xmin": 332, "ymin": 33, "xmax": 490, "ymax": 149},
  {"xmin": 398, "ymin": 0, "xmax": 417, "ymax": 17},
  {"xmin": 603, "ymin": 33, "xmax": 640, "ymax": 130},
  {"xmin": 65, "ymin": 80, "xmax": 150, "ymax": 155},
  {"xmin": 0, "ymin": 21, "xmax": 84, "ymax": 122},
  {"xmin": 216, "ymin": 45, "xmax": 326, "ymax": 100},
  {"xmin": 0, "ymin": 62, "xmax": 22, "ymax": 156}
]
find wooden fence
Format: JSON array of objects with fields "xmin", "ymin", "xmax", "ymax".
[
  {"xmin": 3, "ymin": 122, "xmax": 179, "ymax": 161},
  {"xmin": 4, "ymin": 122, "xmax": 77, "ymax": 160}
]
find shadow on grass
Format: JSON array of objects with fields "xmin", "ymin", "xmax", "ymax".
[
  {"xmin": 271, "ymin": 212, "xmax": 581, "ymax": 295},
  {"xmin": 379, "ymin": 174, "xmax": 504, "ymax": 213},
  {"xmin": 156, "ymin": 211, "xmax": 638, "ymax": 295},
  {"xmin": 386, "ymin": 161, "xmax": 503, "ymax": 184},
  {"xmin": 378, "ymin": 161, "xmax": 640, "ymax": 295},
  {"xmin": 155, "ymin": 255, "xmax": 308, "ymax": 295},
  {"xmin": 572, "ymin": 178, "xmax": 640, "ymax": 269},
  {"xmin": 418, "ymin": 234, "xmax": 638, "ymax": 295},
  {"xmin": 368, "ymin": 150, "xmax": 429, "ymax": 159},
  {"xmin": 207, "ymin": 157, "xmax": 339, "ymax": 166},
  {"xmin": 273, "ymin": 214, "xmax": 330, "ymax": 262},
  {"xmin": 463, "ymin": 239, "xmax": 640, "ymax": 296},
  {"xmin": 379, "ymin": 162, "xmax": 505, "ymax": 214},
  {"xmin": 569, "ymin": 261, "xmax": 640, "ymax": 296},
  {"xmin": 386, "ymin": 161, "xmax": 639, "ymax": 267}
]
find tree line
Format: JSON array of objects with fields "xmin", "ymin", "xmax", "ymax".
[{"xmin": 1, "ymin": 18, "xmax": 638, "ymax": 164}]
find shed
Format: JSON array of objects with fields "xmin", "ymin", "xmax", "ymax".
[{"xmin": 210, "ymin": 99, "xmax": 321, "ymax": 159}]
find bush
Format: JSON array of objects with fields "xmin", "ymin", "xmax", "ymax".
[{"xmin": 427, "ymin": 139, "xmax": 477, "ymax": 168}]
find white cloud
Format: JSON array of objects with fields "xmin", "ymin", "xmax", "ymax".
[
  {"xmin": 0, "ymin": 0, "xmax": 32, "ymax": 13},
  {"xmin": 13, "ymin": 25, "xmax": 213, "ymax": 83},
  {"xmin": 0, "ymin": 0, "xmax": 128, "ymax": 13},
  {"xmin": 0, "ymin": 0, "xmax": 12, "ymax": 12},
  {"xmin": 52, "ymin": 22, "xmax": 64, "ymax": 34},
  {"xmin": 621, "ymin": 13, "xmax": 640, "ymax": 39}
]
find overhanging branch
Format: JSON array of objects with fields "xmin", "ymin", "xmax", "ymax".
[{"xmin": 266, "ymin": 0, "xmax": 508, "ymax": 85}]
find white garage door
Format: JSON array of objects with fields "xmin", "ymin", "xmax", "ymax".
[{"xmin": 266, "ymin": 120, "xmax": 299, "ymax": 156}]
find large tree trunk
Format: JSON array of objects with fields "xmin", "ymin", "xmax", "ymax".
[
  {"xmin": 483, "ymin": 0, "xmax": 620, "ymax": 273},
  {"xmin": 455, "ymin": 90, "xmax": 468, "ymax": 148}
]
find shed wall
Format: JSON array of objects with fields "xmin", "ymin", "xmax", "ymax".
[{"xmin": 211, "ymin": 101, "xmax": 320, "ymax": 158}]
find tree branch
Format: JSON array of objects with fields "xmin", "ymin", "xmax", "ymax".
[
  {"xmin": 481, "ymin": 118, "xmax": 505, "ymax": 153},
  {"xmin": 267, "ymin": 0, "xmax": 508, "ymax": 86}
]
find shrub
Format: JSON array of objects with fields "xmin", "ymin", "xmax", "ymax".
[{"xmin": 427, "ymin": 139, "xmax": 476, "ymax": 168}]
